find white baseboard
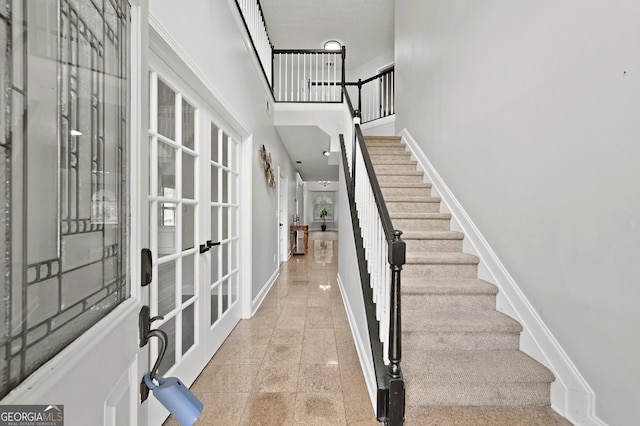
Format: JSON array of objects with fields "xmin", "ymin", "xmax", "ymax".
[
  {"xmin": 251, "ymin": 267, "xmax": 279, "ymax": 316},
  {"xmin": 399, "ymin": 128, "xmax": 605, "ymax": 426},
  {"xmin": 337, "ymin": 273, "xmax": 378, "ymax": 411}
]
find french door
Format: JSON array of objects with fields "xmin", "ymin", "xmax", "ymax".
[{"xmin": 146, "ymin": 53, "xmax": 242, "ymax": 424}]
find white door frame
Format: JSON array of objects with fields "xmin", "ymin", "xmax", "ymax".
[{"xmin": 278, "ymin": 168, "xmax": 289, "ymax": 264}]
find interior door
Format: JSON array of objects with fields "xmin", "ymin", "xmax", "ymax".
[
  {"xmin": 278, "ymin": 170, "xmax": 289, "ymax": 263},
  {"xmin": 146, "ymin": 60, "xmax": 206, "ymax": 425},
  {"xmin": 204, "ymin": 117, "xmax": 242, "ymax": 356}
]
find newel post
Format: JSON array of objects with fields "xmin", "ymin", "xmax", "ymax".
[{"xmin": 388, "ymin": 230, "xmax": 406, "ymax": 425}]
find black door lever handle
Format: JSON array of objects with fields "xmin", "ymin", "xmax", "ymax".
[
  {"xmin": 207, "ymin": 240, "xmax": 221, "ymax": 247},
  {"xmin": 199, "ymin": 244, "xmax": 210, "ymax": 253}
]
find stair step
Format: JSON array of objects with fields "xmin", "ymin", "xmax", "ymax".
[
  {"xmin": 365, "ymin": 136, "xmax": 402, "ymax": 143},
  {"xmin": 380, "ymin": 186, "xmax": 432, "ymax": 203},
  {"xmin": 402, "ymin": 278, "xmax": 497, "ymax": 311},
  {"xmin": 390, "ymin": 212, "xmax": 451, "ymax": 232},
  {"xmin": 376, "ymin": 171, "xmax": 424, "ymax": 184},
  {"xmin": 402, "ymin": 231, "xmax": 463, "ymax": 252},
  {"xmin": 404, "ymin": 252, "xmax": 478, "ymax": 279},
  {"xmin": 403, "ymin": 350, "xmax": 554, "ymax": 406},
  {"xmin": 386, "ymin": 197, "xmax": 441, "ymax": 213},
  {"xmin": 403, "ymin": 310, "xmax": 521, "ymax": 351},
  {"xmin": 371, "ymin": 156, "xmax": 416, "ymax": 165},
  {"xmin": 374, "ymin": 163, "xmax": 418, "ymax": 173},
  {"xmin": 367, "ymin": 146, "xmax": 409, "ymax": 155}
]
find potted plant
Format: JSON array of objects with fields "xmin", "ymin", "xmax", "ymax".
[{"xmin": 319, "ymin": 207, "xmax": 328, "ymax": 231}]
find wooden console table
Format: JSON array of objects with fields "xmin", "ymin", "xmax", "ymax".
[{"xmin": 290, "ymin": 225, "xmax": 308, "ymax": 255}]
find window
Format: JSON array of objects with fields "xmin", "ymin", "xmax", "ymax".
[{"xmin": 314, "ymin": 195, "xmax": 334, "ymax": 221}]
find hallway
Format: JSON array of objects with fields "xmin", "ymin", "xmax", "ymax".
[{"xmin": 164, "ymin": 232, "xmax": 378, "ymax": 425}]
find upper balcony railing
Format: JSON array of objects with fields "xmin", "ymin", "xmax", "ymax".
[
  {"xmin": 273, "ymin": 48, "xmax": 346, "ymax": 103},
  {"xmin": 233, "ymin": 0, "xmax": 394, "ymax": 122}
]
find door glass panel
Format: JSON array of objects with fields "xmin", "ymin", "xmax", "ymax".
[
  {"xmin": 210, "ymin": 284, "xmax": 220, "ymax": 326},
  {"xmin": 158, "ymin": 261, "xmax": 176, "ymax": 316},
  {"xmin": 157, "ymin": 79, "xmax": 176, "ymax": 140},
  {"xmin": 182, "ymin": 302, "xmax": 195, "ymax": 355},
  {"xmin": 158, "ymin": 142, "xmax": 176, "ymax": 196},
  {"xmin": 158, "ymin": 203, "xmax": 177, "ymax": 256},
  {"xmin": 221, "ymin": 279, "xmax": 229, "ymax": 314},
  {"xmin": 1, "ymin": 0, "xmax": 130, "ymax": 399},
  {"xmin": 222, "ymin": 133, "xmax": 229, "ymax": 167},
  {"xmin": 158, "ymin": 317, "xmax": 176, "ymax": 376},
  {"xmin": 211, "ymin": 207, "xmax": 219, "ymax": 243},
  {"xmin": 182, "ymin": 254, "xmax": 195, "ymax": 299},
  {"xmin": 210, "ymin": 123, "xmax": 219, "ymax": 162},
  {"xmin": 182, "ymin": 100, "xmax": 195, "ymax": 150},
  {"xmin": 182, "ymin": 153, "xmax": 195, "ymax": 199},
  {"xmin": 181, "ymin": 204, "xmax": 195, "ymax": 251},
  {"xmin": 222, "ymin": 242, "xmax": 229, "ymax": 277},
  {"xmin": 222, "ymin": 207, "xmax": 229, "ymax": 240},
  {"xmin": 211, "ymin": 166, "xmax": 219, "ymax": 202},
  {"xmin": 230, "ymin": 206, "xmax": 238, "ymax": 238},
  {"xmin": 210, "ymin": 244, "xmax": 219, "ymax": 284},
  {"xmin": 222, "ymin": 170, "xmax": 228, "ymax": 203}
]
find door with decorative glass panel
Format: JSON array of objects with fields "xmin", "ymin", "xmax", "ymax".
[
  {"xmin": 1, "ymin": 0, "xmax": 140, "ymax": 424},
  {"xmin": 147, "ymin": 56, "xmax": 242, "ymax": 424}
]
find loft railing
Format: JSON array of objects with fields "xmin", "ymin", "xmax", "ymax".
[
  {"xmin": 342, "ymin": 91, "xmax": 405, "ymax": 425},
  {"xmin": 234, "ymin": 0, "xmax": 273, "ymax": 87},
  {"xmin": 272, "ymin": 48, "xmax": 346, "ymax": 103},
  {"xmin": 345, "ymin": 66, "xmax": 395, "ymax": 123}
]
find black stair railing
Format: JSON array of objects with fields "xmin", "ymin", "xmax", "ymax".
[
  {"xmin": 345, "ymin": 66, "xmax": 395, "ymax": 123},
  {"xmin": 341, "ymin": 90, "xmax": 406, "ymax": 425}
]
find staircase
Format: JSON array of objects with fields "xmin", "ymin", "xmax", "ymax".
[{"xmin": 366, "ymin": 136, "xmax": 555, "ymax": 410}]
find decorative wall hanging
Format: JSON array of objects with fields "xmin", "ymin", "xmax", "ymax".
[{"xmin": 259, "ymin": 144, "xmax": 276, "ymax": 187}]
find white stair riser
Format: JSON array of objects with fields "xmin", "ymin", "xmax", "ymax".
[
  {"xmin": 367, "ymin": 147, "xmax": 409, "ymax": 155},
  {"xmin": 371, "ymin": 155, "xmax": 413, "ymax": 164},
  {"xmin": 405, "ymin": 382, "xmax": 551, "ymax": 406},
  {"xmin": 403, "ymin": 263, "xmax": 478, "ymax": 279},
  {"xmin": 402, "ymin": 293, "xmax": 496, "ymax": 311},
  {"xmin": 377, "ymin": 174, "xmax": 424, "ymax": 184},
  {"xmin": 404, "ymin": 238, "xmax": 463, "ymax": 252},
  {"xmin": 402, "ymin": 330, "xmax": 520, "ymax": 351}
]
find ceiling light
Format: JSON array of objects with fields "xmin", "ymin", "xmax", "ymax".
[
  {"xmin": 323, "ymin": 40, "xmax": 341, "ymax": 51},
  {"xmin": 323, "ymin": 150, "xmax": 330, "ymax": 157},
  {"xmin": 70, "ymin": 130, "xmax": 82, "ymax": 136}
]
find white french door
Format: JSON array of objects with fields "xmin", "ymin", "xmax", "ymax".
[
  {"xmin": 146, "ymin": 52, "xmax": 242, "ymax": 424},
  {"xmin": 204, "ymin": 117, "xmax": 242, "ymax": 355}
]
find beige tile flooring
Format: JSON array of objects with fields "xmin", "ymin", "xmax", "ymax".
[{"xmin": 164, "ymin": 232, "xmax": 378, "ymax": 425}]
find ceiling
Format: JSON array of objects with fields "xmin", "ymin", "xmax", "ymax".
[
  {"xmin": 260, "ymin": 0, "xmax": 395, "ymax": 70},
  {"xmin": 259, "ymin": 0, "xmax": 395, "ymax": 183}
]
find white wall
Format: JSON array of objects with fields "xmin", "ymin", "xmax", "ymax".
[
  {"xmin": 346, "ymin": 49, "xmax": 394, "ymax": 82},
  {"xmin": 150, "ymin": 0, "xmax": 298, "ymax": 302},
  {"xmin": 395, "ymin": 1, "xmax": 640, "ymax": 425}
]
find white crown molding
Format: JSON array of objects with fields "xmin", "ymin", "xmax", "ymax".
[{"xmin": 399, "ymin": 128, "xmax": 605, "ymax": 426}]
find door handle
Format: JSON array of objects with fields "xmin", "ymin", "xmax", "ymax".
[
  {"xmin": 207, "ymin": 240, "xmax": 221, "ymax": 248},
  {"xmin": 199, "ymin": 244, "xmax": 210, "ymax": 253}
]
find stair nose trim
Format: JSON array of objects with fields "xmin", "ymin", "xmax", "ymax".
[
  {"xmin": 389, "ymin": 212, "xmax": 450, "ymax": 219},
  {"xmin": 402, "ymin": 231, "xmax": 464, "ymax": 240},
  {"xmin": 401, "ymin": 278, "xmax": 498, "ymax": 295}
]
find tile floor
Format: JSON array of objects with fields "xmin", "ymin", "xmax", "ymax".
[{"xmin": 164, "ymin": 232, "xmax": 378, "ymax": 425}]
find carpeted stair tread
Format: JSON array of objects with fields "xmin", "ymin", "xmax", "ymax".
[
  {"xmin": 385, "ymin": 196, "xmax": 441, "ymax": 203},
  {"xmin": 406, "ymin": 252, "xmax": 479, "ymax": 265},
  {"xmin": 403, "ymin": 310, "xmax": 522, "ymax": 333},
  {"xmin": 379, "ymin": 182, "xmax": 431, "ymax": 189},
  {"xmin": 402, "ymin": 231, "xmax": 464, "ymax": 241},
  {"xmin": 376, "ymin": 171, "xmax": 423, "ymax": 176},
  {"xmin": 402, "ymin": 278, "xmax": 498, "ymax": 296},
  {"xmin": 403, "ymin": 350, "xmax": 554, "ymax": 384},
  {"xmin": 390, "ymin": 212, "xmax": 450, "ymax": 220}
]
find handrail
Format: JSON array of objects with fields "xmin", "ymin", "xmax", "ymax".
[
  {"xmin": 342, "ymin": 88, "xmax": 405, "ymax": 425},
  {"xmin": 345, "ymin": 66, "xmax": 395, "ymax": 123},
  {"xmin": 234, "ymin": 0, "xmax": 274, "ymax": 90}
]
